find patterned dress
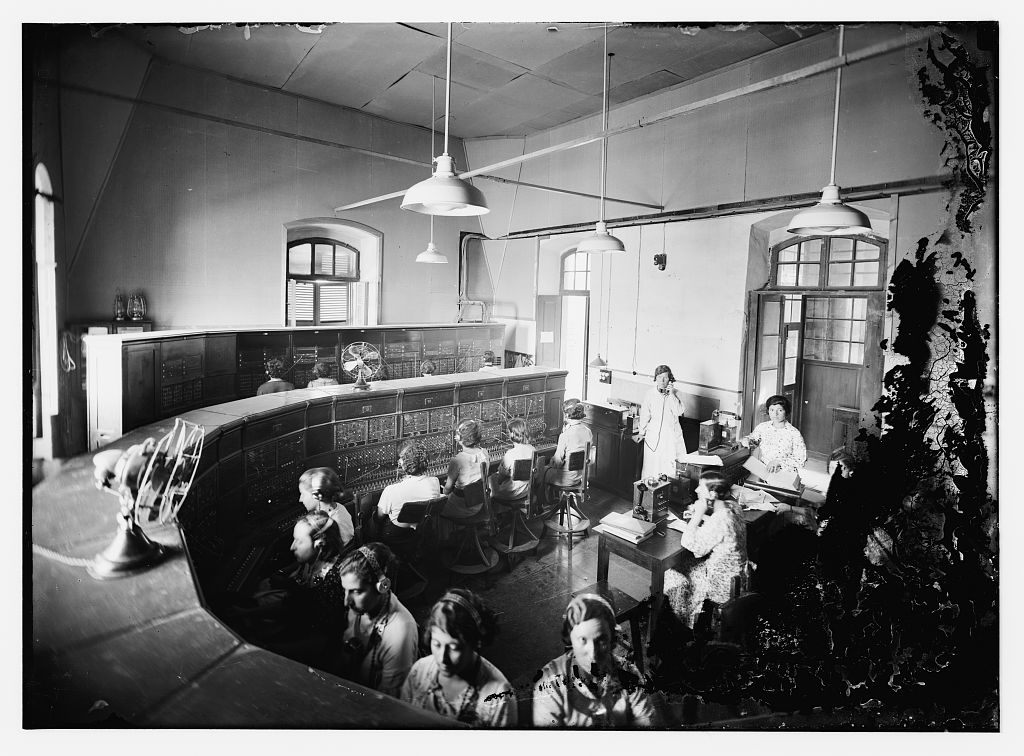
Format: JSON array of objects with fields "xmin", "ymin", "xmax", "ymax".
[
  {"xmin": 664, "ymin": 501, "xmax": 748, "ymax": 628},
  {"xmin": 746, "ymin": 421, "xmax": 807, "ymax": 472},
  {"xmin": 401, "ymin": 654, "xmax": 517, "ymax": 727},
  {"xmin": 532, "ymin": 651, "xmax": 657, "ymax": 728}
]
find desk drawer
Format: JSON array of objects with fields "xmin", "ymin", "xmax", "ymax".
[{"xmin": 337, "ymin": 395, "xmax": 399, "ymax": 420}]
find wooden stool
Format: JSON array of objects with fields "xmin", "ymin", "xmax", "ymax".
[
  {"xmin": 573, "ymin": 580, "xmax": 646, "ymax": 674},
  {"xmin": 491, "ymin": 454, "xmax": 541, "ymax": 568},
  {"xmin": 542, "ymin": 443, "xmax": 592, "ymax": 551},
  {"xmin": 440, "ymin": 464, "xmax": 499, "ymax": 575}
]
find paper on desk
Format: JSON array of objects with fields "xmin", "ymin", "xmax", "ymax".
[
  {"xmin": 742, "ymin": 456, "xmax": 801, "ymax": 490},
  {"xmin": 679, "ymin": 452, "xmax": 723, "ymax": 466},
  {"xmin": 736, "ymin": 486, "xmax": 779, "ymax": 511}
]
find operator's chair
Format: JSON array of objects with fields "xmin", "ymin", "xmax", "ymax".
[
  {"xmin": 439, "ymin": 463, "xmax": 500, "ymax": 574},
  {"xmin": 389, "ymin": 494, "xmax": 448, "ymax": 602},
  {"xmin": 542, "ymin": 442, "xmax": 592, "ymax": 551},
  {"xmin": 490, "ymin": 452, "xmax": 541, "ymax": 570}
]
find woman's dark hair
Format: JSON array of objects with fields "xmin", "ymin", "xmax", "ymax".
[
  {"xmin": 765, "ymin": 394, "xmax": 791, "ymax": 416},
  {"xmin": 423, "ymin": 588, "xmax": 498, "ymax": 650},
  {"xmin": 561, "ymin": 593, "xmax": 617, "ymax": 648},
  {"xmin": 654, "ymin": 364, "xmax": 675, "ymax": 382},
  {"xmin": 829, "ymin": 450, "xmax": 856, "ymax": 473},
  {"xmin": 699, "ymin": 469, "xmax": 732, "ymax": 498},
  {"xmin": 482, "ymin": 350, "xmax": 495, "ymax": 364},
  {"xmin": 312, "ymin": 361, "xmax": 332, "ymax": 379},
  {"xmin": 299, "ymin": 467, "xmax": 345, "ymax": 502},
  {"xmin": 456, "ymin": 419, "xmax": 482, "ymax": 448},
  {"xmin": 420, "ymin": 359, "xmax": 437, "ymax": 376},
  {"xmin": 563, "ymin": 398, "xmax": 581, "ymax": 412},
  {"xmin": 507, "ymin": 418, "xmax": 530, "ymax": 444},
  {"xmin": 296, "ymin": 510, "xmax": 342, "ymax": 558},
  {"xmin": 398, "ymin": 440, "xmax": 429, "ymax": 476},
  {"xmin": 265, "ymin": 358, "xmax": 285, "ymax": 379},
  {"xmin": 337, "ymin": 542, "xmax": 394, "ymax": 586},
  {"xmin": 565, "ymin": 402, "xmax": 586, "ymax": 421}
]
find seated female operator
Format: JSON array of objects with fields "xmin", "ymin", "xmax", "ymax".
[
  {"xmin": 538, "ymin": 401, "xmax": 593, "ymax": 505},
  {"xmin": 740, "ymin": 394, "xmax": 807, "ymax": 479},
  {"xmin": 375, "ymin": 440, "xmax": 441, "ymax": 545}
]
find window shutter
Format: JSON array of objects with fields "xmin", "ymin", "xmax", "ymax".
[
  {"xmin": 320, "ymin": 284, "xmax": 348, "ymax": 323},
  {"xmin": 288, "ymin": 279, "xmax": 315, "ymax": 325}
]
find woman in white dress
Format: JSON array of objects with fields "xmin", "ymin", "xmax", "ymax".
[{"xmin": 636, "ymin": 364, "xmax": 687, "ymax": 480}]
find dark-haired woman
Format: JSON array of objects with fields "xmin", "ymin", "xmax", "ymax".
[
  {"xmin": 256, "ymin": 357, "xmax": 294, "ymax": 395},
  {"xmin": 306, "ymin": 361, "xmax": 339, "ymax": 388},
  {"xmin": 442, "ymin": 419, "xmax": 490, "ymax": 520},
  {"xmin": 741, "ymin": 394, "xmax": 807, "ymax": 475},
  {"xmin": 401, "ymin": 589, "xmax": 516, "ymax": 727},
  {"xmin": 533, "ymin": 594, "xmax": 658, "ymax": 728},
  {"xmin": 663, "ymin": 470, "xmax": 748, "ymax": 628},
  {"xmin": 636, "ymin": 364, "xmax": 686, "ymax": 479}
]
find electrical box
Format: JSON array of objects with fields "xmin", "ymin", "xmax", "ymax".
[
  {"xmin": 632, "ymin": 477, "xmax": 671, "ymax": 535},
  {"xmin": 599, "ymin": 368, "xmax": 612, "ymax": 384}
]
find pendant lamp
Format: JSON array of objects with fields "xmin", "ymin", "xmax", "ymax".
[
  {"xmin": 577, "ymin": 24, "xmax": 625, "ymax": 254},
  {"xmin": 402, "ymin": 22, "xmax": 488, "ymax": 216},
  {"xmin": 788, "ymin": 25, "xmax": 872, "ymax": 236},
  {"xmin": 416, "ymin": 78, "xmax": 448, "ymax": 263}
]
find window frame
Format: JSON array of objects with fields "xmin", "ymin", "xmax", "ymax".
[
  {"xmin": 770, "ymin": 234, "xmax": 885, "ymax": 291},
  {"xmin": 559, "ymin": 249, "xmax": 592, "ymax": 295},
  {"xmin": 285, "ymin": 238, "xmax": 360, "ymax": 326}
]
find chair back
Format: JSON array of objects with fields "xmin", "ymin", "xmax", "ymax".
[
  {"xmin": 396, "ymin": 500, "xmax": 429, "ymax": 525},
  {"xmin": 564, "ymin": 441, "xmax": 592, "ymax": 494},
  {"xmin": 511, "ymin": 457, "xmax": 534, "ymax": 482}
]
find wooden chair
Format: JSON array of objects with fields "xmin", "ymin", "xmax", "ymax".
[
  {"xmin": 490, "ymin": 452, "xmax": 541, "ymax": 569},
  {"xmin": 542, "ymin": 442, "xmax": 592, "ymax": 551},
  {"xmin": 439, "ymin": 462, "xmax": 499, "ymax": 574},
  {"xmin": 389, "ymin": 495, "xmax": 447, "ymax": 602}
]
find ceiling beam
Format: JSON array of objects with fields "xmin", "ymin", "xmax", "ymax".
[
  {"xmin": 334, "ymin": 26, "xmax": 938, "ymax": 213},
  {"xmin": 474, "ymin": 174, "xmax": 663, "ymax": 210}
]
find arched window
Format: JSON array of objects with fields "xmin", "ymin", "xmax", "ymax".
[
  {"xmin": 285, "ymin": 238, "xmax": 360, "ymax": 326},
  {"xmin": 771, "ymin": 235, "xmax": 884, "ymax": 290},
  {"xmin": 560, "ymin": 250, "xmax": 591, "ymax": 293}
]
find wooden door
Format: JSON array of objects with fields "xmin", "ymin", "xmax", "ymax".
[{"xmin": 536, "ymin": 295, "xmax": 561, "ymax": 368}]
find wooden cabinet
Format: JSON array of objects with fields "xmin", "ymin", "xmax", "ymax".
[{"xmin": 584, "ymin": 401, "xmax": 642, "ymax": 499}]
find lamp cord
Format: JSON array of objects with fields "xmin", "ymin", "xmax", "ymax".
[
  {"xmin": 429, "ymin": 76, "xmax": 436, "ymax": 244},
  {"xmin": 444, "ymin": 21, "xmax": 452, "ymax": 157},
  {"xmin": 32, "ymin": 543, "xmax": 95, "ymax": 568},
  {"xmin": 599, "ymin": 24, "xmax": 610, "ymax": 223},
  {"xmin": 829, "ymin": 25, "xmax": 845, "ymax": 186}
]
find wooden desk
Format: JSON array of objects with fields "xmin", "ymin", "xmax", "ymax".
[{"xmin": 595, "ymin": 509, "xmax": 773, "ymax": 645}]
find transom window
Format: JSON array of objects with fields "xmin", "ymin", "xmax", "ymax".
[
  {"xmin": 773, "ymin": 236, "xmax": 883, "ymax": 289},
  {"xmin": 286, "ymin": 238, "xmax": 360, "ymax": 325},
  {"xmin": 561, "ymin": 251, "xmax": 591, "ymax": 293}
]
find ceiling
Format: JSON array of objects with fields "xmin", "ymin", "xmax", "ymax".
[{"xmin": 108, "ymin": 21, "xmax": 829, "ymax": 139}]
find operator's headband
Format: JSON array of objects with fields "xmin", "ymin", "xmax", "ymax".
[
  {"xmin": 439, "ymin": 592, "xmax": 483, "ymax": 633},
  {"xmin": 358, "ymin": 546, "xmax": 385, "ymax": 582},
  {"xmin": 572, "ymin": 593, "xmax": 615, "ymax": 618}
]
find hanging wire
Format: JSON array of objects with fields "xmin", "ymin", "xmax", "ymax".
[
  {"xmin": 598, "ymin": 23, "xmax": 610, "ymax": 224},
  {"xmin": 443, "ymin": 22, "xmax": 453, "ymax": 157},
  {"xmin": 829, "ymin": 25, "xmax": 845, "ymax": 185}
]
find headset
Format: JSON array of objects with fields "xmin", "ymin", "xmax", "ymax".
[
  {"xmin": 303, "ymin": 512, "xmax": 334, "ymax": 552},
  {"xmin": 358, "ymin": 545, "xmax": 392, "ymax": 594},
  {"xmin": 577, "ymin": 593, "xmax": 615, "ymax": 618},
  {"xmin": 440, "ymin": 591, "xmax": 483, "ymax": 636}
]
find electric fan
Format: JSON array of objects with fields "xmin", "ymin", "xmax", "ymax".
[
  {"xmin": 90, "ymin": 418, "xmax": 206, "ymax": 579},
  {"xmin": 341, "ymin": 341, "xmax": 384, "ymax": 391}
]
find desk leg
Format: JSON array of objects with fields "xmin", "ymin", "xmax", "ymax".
[
  {"xmin": 597, "ymin": 536, "xmax": 609, "ymax": 583},
  {"xmin": 647, "ymin": 566, "xmax": 666, "ymax": 649}
]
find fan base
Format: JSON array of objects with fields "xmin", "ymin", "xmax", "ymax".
[{"xmin": 89, "ymin": 520, "xmax": 168, "ymax": 580}]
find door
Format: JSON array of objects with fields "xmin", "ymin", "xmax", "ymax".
[
  {"xmin": 748, "ymin": 293, "xmax": 804, "ymax": 428},
  {"xmin": 536, "ymin": 295, "xmax": 561, "ymax": 368}
]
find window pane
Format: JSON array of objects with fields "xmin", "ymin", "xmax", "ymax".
[
  {"xmin": 852, "ymin": 298, "xmax": 867, "ymax": 319},
  {"xmin": 760, "ymin": 337, "xmax": 779, "ymax": 369},
  {"xmin": 851, "ymin": 321, "xmax": 866, "ymax": 341},
  {"xmin": 320, "ymin": 284, "xmax": 348, "ymax": 323},
  {"xmin": 805, "ymin": 319, "xmax": 826, "ymax": 339},
  {"xmin": 778, "ymin": 264, "xmax": 797, "ymax": 286},
  {"xmin": 830, "ymin": 297, "xmax": 853, "ymax": 318},
  {"xmin": 855, "ymin": 242, "xmax": 880, "ymax": 260},
  {"xmin": 314, "ymin": 244, "xmax": 334, "ymax": 275},
  {"xmin": 785, "ymin": 295, "xmax": 802, "ymax": 324},
  {"xmin": 785, "ymin": 330, "xmax": 800, "ymax": 358},
  {"xmin": 762, "ymin": 301, "xmax": 781, "ymax": 336},
  {"xmin": 849, "ymin": 343, "xmax": 865, "ymax": 364},
  {"xmin": 289, "ymin": 244, "xmax": 312, "ymax": 275},
  {"xmin": 804, "ymin": 339, "xmax": 823, "ymax": 360},
  {"xmin": 828, "ymin": 319, "xmax": 852, "ymax": 340},
  {"xmin": 336, "ymin": 249, "xmax": 356, "ymax": 277},
  {"xmin": 854, "ymin": 261, "xmax": 880, "ymax": 286},
  {"xmin": 784, "ymin": 357, "xmax": 797, "ymax": 385},
  {"xmin": 830, "ymin": 237, "xmax": 854, "ymax": 260},
  {"xmin": 828, "ymin": 262, "xmax": 852, "ymax": 287},
  {"xmin": 828, "ymin": 341, "xmax": 850, "ymax": 362},
  {"xmin": 779, "ymin": 246, "xmax": 798, "ymax": 263},
  {"xmin": 581, "ymin": 271, "xmax": 591, "ymax": 290},
  {"xmin": 800, "ymin": 239, "xmax": 822, "ymax": 261},
  {"xmin": 798, "ymin": 264, "xmax": 820, "ymax": 286},
  {"xmin": 563, "ymin": 272, "xmax": 573, "ymax": 290},
  {"xmin": 757, "ymin": 370, "xmax": 778, "ymax": 410},
  {"xmin": 806, "ymin": 297, "xmax": 829, "ymax": 318}
]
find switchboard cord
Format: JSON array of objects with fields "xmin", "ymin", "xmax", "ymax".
[{"xmin": 32, "ymin": 543, "xmax": 95, "ymax": 568}]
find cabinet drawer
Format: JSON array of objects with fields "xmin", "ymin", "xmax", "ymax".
[
  {"xmin": 402, "ymin": 388, "xmax": 454, "ymax": 411},
  {"xmin": 457, "ymin": 382, "xmax": 503, "ymax": 402},
  {"xmin": 244, "ymin": 408, "xmax": 305, "ymax": 447},
  {"xmin": 336, "ymin": 395, "xmax": 399, "ymax": 420},
  {"xmin": 507, "ymin": 378, "xmax": 544, "ymax": 396}
]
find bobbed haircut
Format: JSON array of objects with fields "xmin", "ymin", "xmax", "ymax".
[
  {"xmin": 337, "ymin": 541, "xmax": 394, "ymax": 586},
  {"xmin": 565, "ymin": 402, "xmax": 586, "ymax": 421},
  {"xmin": 507, "ymin": 418, "xmax": 530, "ymax": 444},
  {"xmin": 765, "ymin": 394, "xmax": 791, "ymax": 416},
  {"xmin": 561, "ymin": 593, "xmax": 617, "ymax": 648},
  {"xmin": 456, "ymin": 419, "xmax": 482, "ymax": 448},
  {"xmin": 299, "ymin": 467, "xmax": 345, "ymax": 502},
  {"xmin": 563, "ymin": 398, "xmax": 581, "ymax": 412},
  {"xmin": 423, "ymin": 588, "xmax": 499, "ymax": 650},
  {"xmin": 699, "ymin": 469, "xmax": 732, "ymax": 498},
  {"xmin": 265, "ymin": 358, "xmax": 285, "ymax": 379},
  {"xmin": 420, "ymin": 359, "xmax": 437, "ymax": 375},
  {"xmin": 482, "ymin": 350, "xmax": 495, "ymax": 362},
  {"xmin": 654, "ymin": 364, "xmax": 675, "ymax": 382},
  {"xmin": 295, "ymin": 510, "xmax": 342, "ymax": 558},
  {"xmin": 312, "ymin": 361, "xmax": 332, "ymax": 379},
  {"xmin": 398, "ymin": 440, "xmax": 429, "ymax": 476}
]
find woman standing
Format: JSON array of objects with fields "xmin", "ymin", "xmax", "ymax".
[
  {"xmin": 401, "ymin": 589, "xmax": 516, "ymax": 727},
  {"xmin": 636, "ymin": 364, "xmax": 687, "ymax": 479}
]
